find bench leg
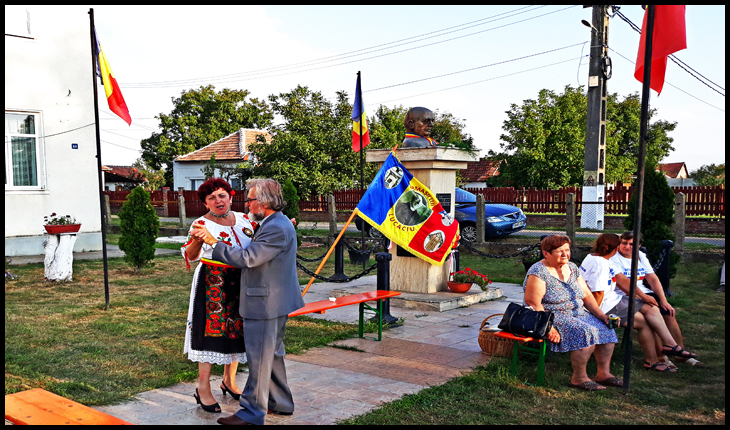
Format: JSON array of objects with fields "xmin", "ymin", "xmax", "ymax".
[
  {"xmin": 536, "ymin": 340, "xmax": 546, "ymax": 387},
  {"xmin": 510, "ymin": 340, "xmax": 519, "ymax": 376},
  {"xmin": 359, "ymin": 301, "xmax": 383, "ymax": 341},
  {"xmin": 359, "ymin": 303, "xmax": 364, "ymax": 339}
]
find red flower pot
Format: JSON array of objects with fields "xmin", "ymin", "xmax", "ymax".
[
  {"xmin": 447, "ymin": 281, "xmax": 473, "ymax": 293},
  {"xmin": 44, "ymin": 224, "xmax": 81, "ymax": 234}
]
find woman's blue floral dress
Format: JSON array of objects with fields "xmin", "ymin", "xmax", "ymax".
[{"xmin": 524, "ymin": 261, "xmax": 617, "ymax": 353}]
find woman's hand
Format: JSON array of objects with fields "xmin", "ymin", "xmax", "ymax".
[
  {"xmin": 596, "ymin": 312, "xmax": 610, "ymax": 326},
  {"xmin": 547, "ymin": 327, "xmax": 561, "ymax": 343},
  {"xmin": 192, "ymin": 223, "xmax": 218, "ymax": 246},
  {"xmin": 660, "ymin": 300, "xmax": 676, "ymax": 317}
]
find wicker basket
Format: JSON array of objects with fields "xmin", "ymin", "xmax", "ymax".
[{"xmin": 478, "ymin": 313, "xmax": 513, "ymax": 357}]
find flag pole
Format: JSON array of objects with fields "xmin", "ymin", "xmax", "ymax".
[
  {"xmin": 302, "ymin": 210, "xmax": 359, "ymax": 297},
  {"xmin": 358, "ymin": 71, "xmax": 366, "ymax": 268},
  {"xmin": 88, "ymin": 8, "xmax": 111, "ymax": 310},
  {"xmin": 623, "ymin": 4, "xmax": 655, "ymax": 393}
]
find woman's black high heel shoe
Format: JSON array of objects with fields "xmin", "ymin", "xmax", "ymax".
[
  {"xmin": 193, "ymin": 388, "xmax": 221, "ymax": 413},
  {"xmin": 220, "ymin": 381, "xmax": 241, "ymax": 401}
]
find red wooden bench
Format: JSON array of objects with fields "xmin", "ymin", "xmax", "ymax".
[
  {"xmin": 5, "ymin": 388, "xmax": 133, "ymax": 425},
  {"xmin": 289, "ymin": 290, "xmax": 401, "ymax": 341}
]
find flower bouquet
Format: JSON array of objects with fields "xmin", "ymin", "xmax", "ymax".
[{"xmin": 448, "ymin": 267, "xmax": 491, "ymax": 293}]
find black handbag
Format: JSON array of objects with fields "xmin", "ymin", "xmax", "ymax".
[{"xmin": 498, "ymin": 302, "xmax": 555, "ymax": 340}]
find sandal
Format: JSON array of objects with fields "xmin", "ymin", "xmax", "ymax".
[
  {"xmin": 675, "ymin": 357, "xmax": 704, "ymax": 367},
  {"xmin": 662, "ymin": 344, "xmax": 698, "ymax": 359},
  {"xmin": 643, "ymin": 361, "xmax": 678, "ymax": 373},
  {"xmin": 595, "ymin": 376, "xmax": 623, "ymax": 388},
  {"xmin": 567, "ymin": 380, "xmax": 606, "ymax": 391},
  {"xmin": 658, "ymin": 355, "xmax": 678, "ymax": 370}
]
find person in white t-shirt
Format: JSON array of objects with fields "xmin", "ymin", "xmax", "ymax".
[
  {"xmin": 581, "ymin": 233, "xmax": 676, "ymax": 373},
  {"xmin": 611, "ymin": 232, "xmax": 702, "ymax": 368}
]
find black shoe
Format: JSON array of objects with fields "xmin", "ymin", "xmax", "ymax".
[
  {"xmin": 220, "ymin": 381, "xmax": 241, "ymax": 401},
  {"xmin": 194, "ymin": 388, "xmax": 221, "ymax": 413}
]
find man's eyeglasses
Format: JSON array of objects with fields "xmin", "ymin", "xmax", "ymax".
[
  {"xmin": 621, "ymin": 241, "xmax": 633, "ymax": 247},
  {"xmin": 245, "ymin": 198, "xmax": 257, "ymax": 205}
]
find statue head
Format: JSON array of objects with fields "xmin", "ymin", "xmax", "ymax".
[{"xmin": 404, "ymin": 107, "xmax": 435, "ymax": 137}]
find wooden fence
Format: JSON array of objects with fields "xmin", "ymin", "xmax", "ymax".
[{"xmin": 104, "ymin": 183, "xmax": 725, "ymax": 218}]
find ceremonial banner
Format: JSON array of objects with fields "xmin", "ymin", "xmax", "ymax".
[
  {"xmin": 94, "ymin": 28, "xmax": 132, "ymax": 125},
  {"xmin": 355, "ymin": 152, "xmax": 459, "ymax": 266},
  {"xmin": 351, "ymin": 74, "xmax": 370, "ymax": 152}
]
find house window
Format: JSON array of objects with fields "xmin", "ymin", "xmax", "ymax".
[{"xmin": 5, "ymin": 112, "xmax": 42, "ymax": 188}]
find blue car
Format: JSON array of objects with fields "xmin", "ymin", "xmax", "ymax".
[{"xmin": 454, "ymin": 188, "xmax": 527, "ymax": 242}]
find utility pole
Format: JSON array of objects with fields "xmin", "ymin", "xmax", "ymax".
[{"xmin": 582, "ymin": 5, "xmax": 610, "ymax": 230}]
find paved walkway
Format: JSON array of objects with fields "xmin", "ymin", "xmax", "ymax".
[{"xmin": 91, "ymin": 276, "xmax": 524, "ymax": 425}]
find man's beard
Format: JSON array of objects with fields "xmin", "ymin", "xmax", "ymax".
[{"xmin": 249, "ymin": 208, "xmax": 265, "ymax": 222}]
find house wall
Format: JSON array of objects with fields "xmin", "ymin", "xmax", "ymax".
[
  {"xmin": 173, "ymin": 162, "xmax": 244, "ymax": 190},
  {"xmin": 5, "ymin": 6, "xmax": 102, "ymax": 256}
]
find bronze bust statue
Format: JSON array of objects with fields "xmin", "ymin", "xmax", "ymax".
[{"xmin": 401, "ymin": 107, "xmax": 438, "ymax": 148}]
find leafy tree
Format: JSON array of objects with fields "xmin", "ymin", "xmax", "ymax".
[
  {"xmin": 132, "ymin": 158, "xmax": 166, "ymax": 191},
  {"xmin": 140, "ymin": 85, "xmax": 273, "ymax": 186},
  {"xmin": 624, "ymin": 160, "xmax": 679, "ymax": 278},
  {"xmin": 250, "ymin": 85, "xmax": 377, "ymax": 198},
  {"xmin": 118, "ymin": 186, "xmax": 159, "ymax": 272},
  {"xmin": 492, "ymin": 85, "xmax": 676, "ymax": 188},
  {"xmin": 690, "ymin": 163, "xmax": 725, "ymax": 186}
]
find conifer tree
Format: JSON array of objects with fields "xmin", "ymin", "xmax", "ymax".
[{"xmin": 118, "ymin": 186, "xmax": 159, "ymax": 272}]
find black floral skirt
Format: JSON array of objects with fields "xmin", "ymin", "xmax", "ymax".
[{"xmin": 191, "ymin": 261, "xmax": 245, "ymax": 355}]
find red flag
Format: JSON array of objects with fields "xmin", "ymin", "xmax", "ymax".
[
  {"xmin": 94, "ymin": 28, "xmax": 132, "ymax": 125},
  {"xmin": 634, "ymin": 5, "xmax": 687, "ymax": 95}
]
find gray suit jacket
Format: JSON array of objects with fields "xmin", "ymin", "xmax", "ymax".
[{"xmin": 212, "ymin": 211, "xmax": 305, "ymax": 320}]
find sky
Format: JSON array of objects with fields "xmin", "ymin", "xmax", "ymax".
[{"xmin": 63, "ymin": 5, "xmax": 727, "ymax": 173}]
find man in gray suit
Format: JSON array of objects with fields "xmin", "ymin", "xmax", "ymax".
[{"xmin": 195, "ymin": 178, "xmax": 305, "ymax": 425}]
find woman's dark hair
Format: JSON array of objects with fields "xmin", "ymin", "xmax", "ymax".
[
  {"xmin": 197, "ymin": 178, "xmax": 233, "ymax": 203},
  {"xmin": 592, "ymin": 233, "xmax": 620, "ymax": 256},
  {"xmin": 541, "ymin": 234, "xmax": 571, "ymax": 254}
]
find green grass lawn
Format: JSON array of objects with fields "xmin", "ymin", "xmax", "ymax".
[
  {"xmin": 340, "ymin": 259, "xmax": 726, "ymax": 425},
  {"xmin": 4, "ymin": 253, "xmax": 374, "ymax": 406}
]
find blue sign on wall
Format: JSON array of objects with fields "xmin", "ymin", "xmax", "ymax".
[{"xmin": 72, "ymin": 143, "xmax": 78, "ymax": 149}]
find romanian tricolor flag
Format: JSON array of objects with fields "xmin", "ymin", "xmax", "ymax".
[
  {"xmin": 351, "ymin": 74, "xmax": 370, "ymax": 152},
  {"xmin": 94, "ymin": 28, "xmax": 132, "ymax": 125},
  {"xmin": 355, "ymin": 152, "xmax": 459, "ymax": 266},
  {"xmin": 634, "ymin": 5, "xmax": 687, "ymax": 95}
]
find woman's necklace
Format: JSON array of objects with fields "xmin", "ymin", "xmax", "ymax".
[{"xmin": 209, "ymin": 209, "xmax": 230, "ymax": 218}]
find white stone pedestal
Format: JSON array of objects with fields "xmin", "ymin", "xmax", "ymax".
[
  {"xmin": 44, "ymin": 233, "xmax": 77, "ymax": 281},
  {"xmin": 366, "ymin": 147, "xmax": 478, "ymax": 294}
]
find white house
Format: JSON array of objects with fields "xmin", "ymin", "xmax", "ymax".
[
  {"xmin": 172, "ymin": 128, "xmax": 271, "ymax": 190},
  {"xmin": 5, "ymin": 6, "xmax": 103, "ymax": 256}
]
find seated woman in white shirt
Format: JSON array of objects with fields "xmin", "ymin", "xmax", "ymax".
[{"xmin": 581, "ymin": 233, "xmax": 679, "ymax": 373}]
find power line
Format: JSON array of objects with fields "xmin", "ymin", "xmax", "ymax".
[
  {"xmin": 609, "ymin": 47, "xmax": 725, "ymax": 112},
  {"xmin": 121, "ymin": 6, "xmax": 546, "ymax": 87},
  {"xmin": 360, "ymin": 42, "xmax": 586, "ymax": 94},
  {"xmin": 368, "ymin": 56, "xmax": 584, "ymax": 107},
  {"xmin": 101, "ymin": 139, "xmax": 142, "ymax": 152},
  {"xmin": 614, "ymin": 10, "xmax": 725, "ymax": 97},
  {"xmin": 120, "ymin": 5, "xmax": 577, "ymax": 89},
  {"xmin": 37, "ymin": 123, "xmax": 95, "ymax": 139}
]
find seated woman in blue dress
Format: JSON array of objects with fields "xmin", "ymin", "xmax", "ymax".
[{"xmin": 523, "ymin": 235, "xmax": 620, "ymax": 391}]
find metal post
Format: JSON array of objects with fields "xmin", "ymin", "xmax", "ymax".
[
  {"xmin": 89, "ymin": 8, "xmax": 110, "ymax": 310},
  {"xmin": 330, "ymin": 238, "xmax": 348, "ymax": 281},
  {"xmin": 623, "ymin": 4, "xmax": 656, "ymax": 394},
  {"xmin": 374, "ymin": 252, "xmax": 398, "ymax": 325}
]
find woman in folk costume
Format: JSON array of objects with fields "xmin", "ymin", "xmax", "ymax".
[{"xmin": 181, "ymin": 178, "xmax": 255, "ymax": 413}]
